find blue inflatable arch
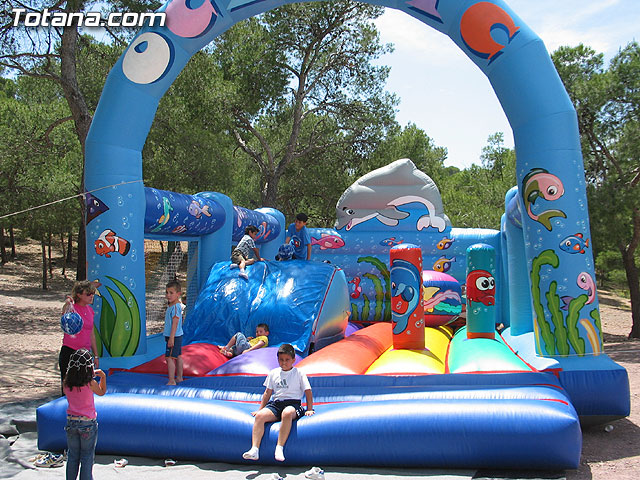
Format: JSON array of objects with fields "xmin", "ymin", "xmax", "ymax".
[{"xmin": 86, "ymin": 0, "xmax": 598, "ymax": 358}]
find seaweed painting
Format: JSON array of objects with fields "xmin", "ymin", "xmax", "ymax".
[
  {"xmin": 350, "ymin": 256, "xmax": 391, "ymax": 323},
  {"xmin": 95, "ymin": 276, "xmax": 141, "ymax": 357},
  {"xmin": 531, "ymin": 249, "xmax": 599, "ymax": 356}
]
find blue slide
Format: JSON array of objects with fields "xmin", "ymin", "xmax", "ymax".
[{"xmin": 184, "ymin": 260, "xmax": 349, "ymax": 354}]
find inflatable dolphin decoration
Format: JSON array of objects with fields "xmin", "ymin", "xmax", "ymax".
[{"xmin": 335, "ymin": 159, "xmax": 451, "ymax": 232}]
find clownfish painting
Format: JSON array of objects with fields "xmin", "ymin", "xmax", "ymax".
[{"xmin": 95, "ymin": 229, "xmax": 131, "ymax": 258}]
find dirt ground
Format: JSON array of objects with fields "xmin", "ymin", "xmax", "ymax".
[{"xmin": 1, "ymin": 243, "xmax": 639, "ymax": 478}]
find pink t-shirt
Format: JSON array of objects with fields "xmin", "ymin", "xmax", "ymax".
[
  {"xmin": 64, "ymin": 384, "xmax": 97, "ymax": 418},
  {"xmin": 62, "ymin": 304, "xmax": 95, "ymax": 350}
]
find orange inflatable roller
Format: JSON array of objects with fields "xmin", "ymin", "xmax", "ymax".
[{"xmin": 297, "ymin": 323, "xmax": 392, "ymax": 375}]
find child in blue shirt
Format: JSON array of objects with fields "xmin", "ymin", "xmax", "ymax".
[
  {"xmin": 164, "ymin": 280, "xmax": 185, "ymax": 385},
  {"xmin": 285, "ymin": 213, "xmax": 311, "ymax": 260}
]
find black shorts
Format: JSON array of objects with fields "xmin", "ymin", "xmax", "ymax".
[
  {"xmin": 265, "ymin": 399, "xmax": 305, "ymax": 421},
  {"xmin": 165, "ymin": 335, "xmax": 183, "ymax": 358},
  {"xmin": 59, "ymin": 345, "xmax": 76, "ymax": 395}
]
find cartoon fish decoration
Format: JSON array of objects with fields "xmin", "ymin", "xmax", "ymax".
[
  {"xmin": 466, "ymin": 269, "xmax": 495, "ymax": 306},
  {"xmin": 151, "ymin": 197, "xmax": 173, "ymax": 232},
  {"xmin": 85, "ymin": 193, "xmax": 109, "ymax": 224},
  {"xmin": 95, "ymin": 229, "xmax": 130, "ymax": 258},
  {"xmin": 559, "ymin": 233, "xmax": 589, "ymax": 254},
  {"xmin": 348, "ymin": 277, "xmax": 362, "ymax": 299},
  {"xmin": 379, "ymin": 237, "xmax": 403, "ymax": 247},
  {"xmin": 172, "ymin": 225, "xmax": 187, "ymax": 234},
  {"xmin": 521, "ymin": 168, "xmax": 566, "ymax": 231},
  {"xmin": 188, "ymin": 200, "xmax": 211, "ymax": 219},
  {"xmin": 432, "ymin": 256, "xmax": 455, "ymax": 273},
  {"xmin": 311, "ymin": 234, "xmax": 345, "ymax": 250},
  {"xmin": 436, "ymin": 237, "xmax": 453, "ymax": 250},
  {"xmin": 561, "ymin": 271, "xmax": 596, "ymax": 311},
  {"xmin": 256, "ymin": 221, "xmax": 271, "ymax": 241}
]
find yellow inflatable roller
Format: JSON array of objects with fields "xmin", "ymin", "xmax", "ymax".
[{"xmin": 365, "ymin": 326, "xmax": 452, "ymax": 375}]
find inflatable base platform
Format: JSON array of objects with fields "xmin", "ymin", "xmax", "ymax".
[{"xmin": 37, "ymin": 372, "xmax": 581, "ymax": 469}]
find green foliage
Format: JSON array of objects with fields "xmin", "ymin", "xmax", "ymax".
[
  {"xmin": 439, "ymin": 133, "xmax": 516, "ymax": 228},
  {"xmin": 609, "ymin": 270, "xmax": 631, "ymax": 288},
  {"xmin": 210, "ymin": 1, "xmax": 399, "ymax": 208},
  {"xmin": 143, "ymin": 51, "xmax": 238, "ymax": 196},
  {"xmin": 368, "ymin": 123, "xmax": 448, "ymax": 183},
  {"xmin": 0, "ymin": 75, "xmax": 81, "ymax": 241},
  {"xmin": 595, "ymin": 250, "xmax": 623, "ymax": 284}
]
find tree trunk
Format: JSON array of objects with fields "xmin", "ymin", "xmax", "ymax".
[
  {"xmin": 48, "ymin": 232, "xmax": 53, "ymax": 278},
  {"xmin": 621, "ymin": 248, "xmax": 640, "ymax": 338},
  {"xmin": 60, "ymin": 233, "xmax": 67, "ymax": 277},
  {"xmin": 41, "ymin": 238, "xmax": 48, "ymax": 290},
  {"xmin": 67, "ymin": 232, "xmax": 73, "ymax": 264},
  {"xmin": 76, "ymin": 221, "xmax": 86, "ymax": 281},
  {"xmin": 0, "ymin": 228, "xmax": 6, "ymax": 264},
  {"xmin": 10, "ymin": 227, "xmax": 16, "ymax": 259},
  {"xmin": 60, "ymin": 3, "xmax": 92, "ymax": 155},
  {"xmin": 261, "ymin": 173, "xmax": 281, "ymax": 208},
  {"xmin": 60, "ymin": 3, "xmax": 90, "ymax": 282}
]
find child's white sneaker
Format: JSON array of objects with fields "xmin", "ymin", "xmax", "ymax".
[
  {"xmin": 242, "ymin": 446, "xmax": 259, "ymax": 461},
  {"xmin": 230, "ymin": 263, "xmax": 239, "ymax": 269},
  {"xmin": 274, "ymin": 445, "xmax": 285, "ymax": 462},
  {"xmin": 305, "ymin": 466, "xmax": 325, "ymax": 480},
  {"xmin": 238, "ymin": 270, "xmax": 249, "ymax": 280}
]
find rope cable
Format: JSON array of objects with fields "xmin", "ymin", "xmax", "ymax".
[{"xmin": 0, "ymin": 180, "xmax": 144, "ymax": 220}]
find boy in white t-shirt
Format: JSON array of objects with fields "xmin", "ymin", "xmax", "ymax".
[{"xmin": 242, "ymin": 344, "xmax": 314, "ymax": 462}]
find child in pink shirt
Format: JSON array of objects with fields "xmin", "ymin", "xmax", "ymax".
[{"xmin": 63, "ymin": 348, "xmax": 107, "ymax": 480}]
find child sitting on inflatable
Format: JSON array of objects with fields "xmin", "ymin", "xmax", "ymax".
[
  {"xmin": 243, "ymin": 343, "xmax": 314, "ymax": 462},
  {"xmin": 220, "ymin": 323, "xmax": 269, "ymax": 358}
]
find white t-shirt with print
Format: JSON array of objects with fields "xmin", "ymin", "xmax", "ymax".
[{"xmin": 264, "ymin": 367, "xmax": 311, "ymax": 401}]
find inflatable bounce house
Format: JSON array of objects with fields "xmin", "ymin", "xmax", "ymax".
[{"xmin": 37, "ymin": 0, "xmax": 630, "ymax": 470}]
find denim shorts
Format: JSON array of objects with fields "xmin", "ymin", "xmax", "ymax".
[
  {"xmin": 231, "ymin": 332, "xmax": 251, "ymax": 356},
  {"xmin": 165, "ymin": 335, "xmax": 183, "ymax": 358},
  {"xmin": 265, "ymin": 399, "xmax": 305, "ymax": 421}
]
